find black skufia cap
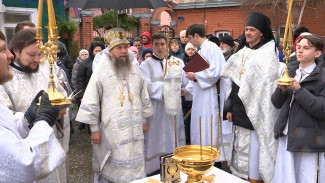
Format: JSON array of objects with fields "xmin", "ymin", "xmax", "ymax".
[
  {"xmin": 246, "ymin": 12, "xmax": 273, "ymax": 39},
  {"xmin": 238, "ymin": 12, "xmax": 275, "ymax": 50}
]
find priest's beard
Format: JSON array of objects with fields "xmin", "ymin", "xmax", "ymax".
[
  {"xmin": 16, "ymin": 57, "xmax": 39, "ymax": 73},
  {"xmin": 221, "ymin": 47, "xmax": 231, "ymax": 54},
  {"xmin": 0, "ymin": 69, "xmax": 13, "ymax": 84},
  {"xmin": 110, "ymin": 54, "xmax": 131, "ymax": 71}
]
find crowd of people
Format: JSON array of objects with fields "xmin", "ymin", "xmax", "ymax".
[{"xmin": 0, "ymin": 11, "xmax": 325, "ymax": 183}]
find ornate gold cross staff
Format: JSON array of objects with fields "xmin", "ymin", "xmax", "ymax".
[
  {"xmin": 36, "ymin": 0, "xmax": 73, "ymax": 107},
  {"xmin": 277, "ymin": 0, "xmax": 294, "ymax": 85}
]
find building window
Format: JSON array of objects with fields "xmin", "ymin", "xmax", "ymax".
[
  {"xmin": 216, "ymin": 31, "xmax": 230, "ymax": 38},
  {"xmin": 120, "ymin": 9, "xmax": 132, "ymax": 15},
  {"xmin": 0, "ymin": 7, "xmax": 38, "ymax": 43},
  {"xmin": 278, "ymin": 24, "xmax": 296, "ymax": 38}
]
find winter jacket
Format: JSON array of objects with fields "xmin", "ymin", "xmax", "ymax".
[
  {"xmin": 170, "ymin": 47, "xmax": 184, "ymax": 60},
  {"xmin": 141, "ymin": 32, "xmax": 151, "ymax": 49},
  {"xmin": 228, "ymin": 83, "xmax": 254, "ymax": 130},
  {"xmin": 272, "ymin": 59, "xmax": 325, "ymax": 152},
  {"xmin": 182, "ymin": 54, "xmax": 191, "ymax": 65},
  {"xmin": 57, "ymin": 41, "xmax": 73, "ymax": 77},
  {"xmin": 76, "ymin": 41, "xmax": 105, "ymax": 99},
  {"xmin": 71, "ymin": 56, "xmax": 82, "ymax": 90}
]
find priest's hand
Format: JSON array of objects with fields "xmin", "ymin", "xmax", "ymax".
[
  {"xmin": 181, "ymin": 88, "xmax": 187, "ymax": 96},
  {"xmin": 25, "ymin": 90, "xmax": 44, "ymax": 124},
  {"xmin": 186, "ymin": 72, "xmax": 195, "ymax": 81},
  {"xmin": 277, "ymin": 84, "xmax": 288, "ymax": 94},
  {"xmin": 34, "ymin": 92, "xmax": 60, "ymax": 127},
  {"xmin": 288, "ymin": 78, "xmax": 301, "ymax": 91},
  {"xmin": 143, "ymin": 124, "xmax": 147, "ymax": 133},
  {"xmin": 226, "ymin": 112, "xmax": 232, "ymax": 122},
  {"xmin": 91, "ymin": 131, "xmax": 101, "ymax": 144}
]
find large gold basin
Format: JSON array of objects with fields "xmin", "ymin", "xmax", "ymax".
[{"xmin": 172, "ymin": 145, "xmax": 220, "ymax": 183}]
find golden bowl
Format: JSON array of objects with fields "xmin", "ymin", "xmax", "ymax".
[{"xmin": 172, "ymin": 145, "xmax": 220, "ymax": 183}]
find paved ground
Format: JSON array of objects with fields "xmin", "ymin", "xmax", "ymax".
[
  {"xmin": 67, "ymin": 122, "xmax": 231, "ymax": 182},
  {"xmin": 68, "ymin": 122, "xmax": 93, "ymax": 183}
]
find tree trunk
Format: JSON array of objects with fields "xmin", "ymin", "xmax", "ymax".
[
  {"xmin": 96, "ymin": 29, "xmax": 102, "ymax": 38},
  {"xmin": 297, "ymin": 0, "xmax": 307, "ymax": 26}
]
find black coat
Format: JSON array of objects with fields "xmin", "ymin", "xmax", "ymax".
[
  {"xmin": 76, "ymin": 58, "xmax": 93, "ymax": 99},
  {"xmin": 272, "ymin": 59, "xmax": 325, "ymax": 152},
  {"xmin": 76, "ymin": 41, "xmax": 105, "ymax": 99},
  {"xmin": 57, "ymin": 42, "xmax": 73, "ymax": 77},
  {"xmin": 228, "ymin": 83, "xmax": 254, "ymax": 130}
]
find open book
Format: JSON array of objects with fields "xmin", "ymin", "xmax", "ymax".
[{"xmin": 183, "ymin": 52, "xmax": 210, "ymax": 72}]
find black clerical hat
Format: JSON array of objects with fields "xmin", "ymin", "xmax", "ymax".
[
  {"xmin": 246, "ymin": 12, "xmax": 271, "ymax": 34},
  {"xmin": 238, "ymin": 12, "xmax": 274, "ymax": 50}
]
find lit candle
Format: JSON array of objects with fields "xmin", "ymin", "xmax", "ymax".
[
  {"xmin": 37, "ymin": 0, "xmax": 43, "ymax": 28},
  {"xmin": 47, "ymin": 0, "xmax": 55, "ymax": 27}
]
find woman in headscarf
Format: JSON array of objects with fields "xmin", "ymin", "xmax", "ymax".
[
  {"xmin": 76, "ymin": 41, "xmax": 105, "ymax": 103},
  {"xmin": 129, "ymin": 46, "xmax": 141, "ymax": 65},
  {"xmin": 141, "ymin": 48, "xmax": 153, "ymax": 61},
  {"xmin": 76, "ymin": 42, "xmax": 105, "ymax": 133},
  {"xmin": 71, "ymin": 49, "xmax": 88, "ymax": 90}
]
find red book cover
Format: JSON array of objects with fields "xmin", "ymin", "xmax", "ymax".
[{"xmin": 183, "ymin": 52, "xmax": 210, "ymax": 72}]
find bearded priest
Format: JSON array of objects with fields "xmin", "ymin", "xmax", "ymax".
[{"xmin": 76, "ymin": 27, "xmax": 153, "ymax": 183}]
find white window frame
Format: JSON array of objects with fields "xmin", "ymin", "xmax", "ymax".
[
  {"xmin": 278, "ymin": 24, "xmax": 297, "ymax": 38},
  {"xmin": 216, "ymin": 31, "xmax": 230, "ymax": 38},
  {"xmin": 0, "ymin": 6, "xmax": 38, "ymax": 41},
  {"xmin": 0, "ymin": 0, "xmax": 4, "ymax": 29}
]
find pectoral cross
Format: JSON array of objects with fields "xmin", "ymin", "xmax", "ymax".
[
  {"xmin": 239, "ymin": 69, "xmax": 244, "ymax": 80},
  {"xmin": 118, "ymin": 93, "xmax": 125, "ymax": 107}
]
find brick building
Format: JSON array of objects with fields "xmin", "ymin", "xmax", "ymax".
[
  {"xmin": 135, "ymin": 0, "xmax": 325, "ymax": 40},
  {"xmin": 69, "ymin": 0, "xmax": 325, "ymax": 49}
]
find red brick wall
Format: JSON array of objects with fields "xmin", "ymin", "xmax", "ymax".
[
  {"xmin": 173, "ymin": 5, "xmax": 325, "ymax": 39},
  {"xmin": 298, "ymin": 6, "xmax": 325, "ymax": 36},
  {"xmin": 139, "ymin": 18, "xmax": 151, "ymax": 37},
  {"xmin": 74, "ymin": 16, "xmax": 93, "ymax": 50}
]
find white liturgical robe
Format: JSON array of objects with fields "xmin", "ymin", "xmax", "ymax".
[
  {"xmin": 0, "ymin": 61, "xmax": 70, "ymax": 183},
  {"xmin": 76, "ymin": 53, "xmax": 153, "ymax": 183},
  {"xmin": 185, "ymin": 39, "xmax": 230, "ymax": 162},
  {"xmin": 221, "ymin": 40, "xmax": 280, "ymax": 183},
  {"xmin": 140, "ymin": 55, "xmax": 188, "ymax": 174},
  {"xmin": 0, "ymin": 103, "xmax": 65, "ymax": 183}
]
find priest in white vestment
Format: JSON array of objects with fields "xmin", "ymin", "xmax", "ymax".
[
  {"xmin": 221, "ymin": 12, "xmax": 280, "ymax": 183},
  {"xmin": 0, "ymin": 29, "xmax": 70, "ymax": 183},
  {"xmin": 93, "ymin": 45, "xmax": 139, "ymax": 72},
  {"xmin": 0, "ymin": 30, "xmax": 65, "ymax": 183},
  {"xmin": 184, "ymin": 24, "xmax": 230, "ymax": 164},
  {"xmin": 76, "ymin": 28, "xmax": 153, "ymax": 183},
  {"xmin": 140, "ymin": 33, "xmax": 188, "ymax": 174},
  {"xmin": 272, "ymin": 34, "xmax": 325, "ymax": 183}
]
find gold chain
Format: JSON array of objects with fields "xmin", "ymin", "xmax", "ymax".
[
  {"xmin": 115, "ymin": 68, "xmax": 133, "ymax": 107},
  {"xmin": 239, "ymin": 47, "xmax": 253, "ymax": 80}
]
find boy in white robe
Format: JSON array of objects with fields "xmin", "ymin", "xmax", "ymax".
[
  {"xmin": 184, "ymin": 24, "xmax": 230, "ymax": 165},
  {"xmin": 140, "ymin": 33, "xmax": 188, "ymax": 174}
]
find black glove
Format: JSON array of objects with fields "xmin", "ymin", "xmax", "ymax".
[
  {"xmin": 33, "ymin": 92, "xmax": 60, "ymax": 127},
  {"xmin": 25, "ymin": 90, "xmax": 44, "ymax": 125}
]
